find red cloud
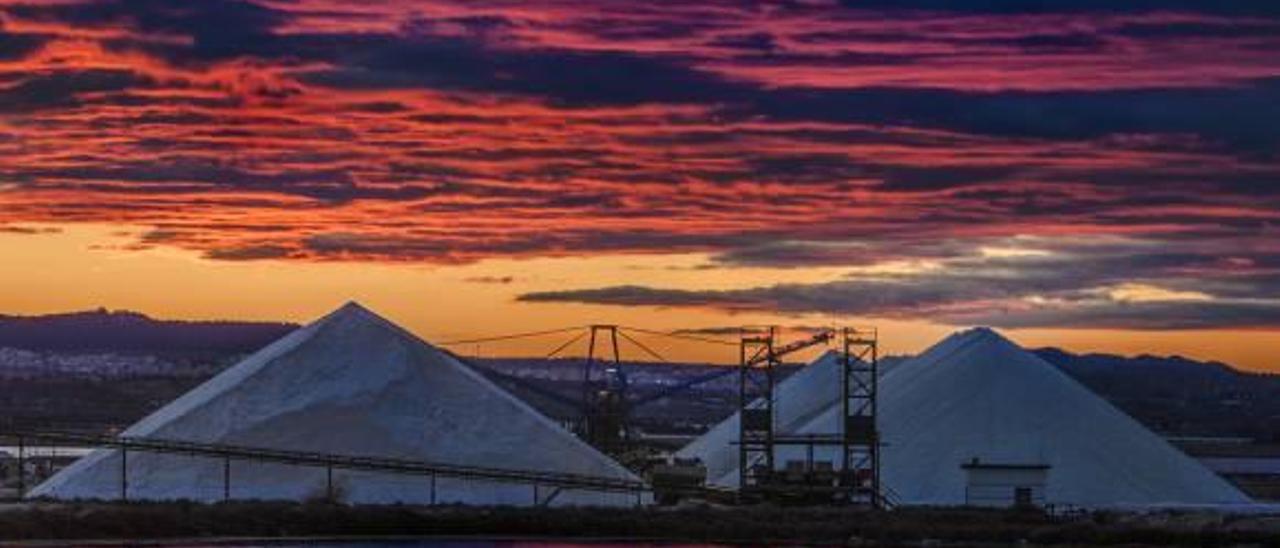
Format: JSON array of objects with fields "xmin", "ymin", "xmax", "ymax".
[{"xmin": 0, "ymin": 0, "xmax": 1276, "ymax": 271}]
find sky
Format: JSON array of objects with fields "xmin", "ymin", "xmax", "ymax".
[{"xmin": 0, "ymin": 1, "xmax": 1277, "ymax": 370}]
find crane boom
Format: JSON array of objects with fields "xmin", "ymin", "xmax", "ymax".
[{"xmin": 744, "ymin": 330, "xmax": 834, "ymax": 367}]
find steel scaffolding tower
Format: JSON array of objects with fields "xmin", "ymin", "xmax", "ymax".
[
  {"xmin": 841, "ymin": 327, "xmax": 880, "ymax": 506},
  {"xmin": 732, "ymin": 326, "xmax": 880, "ymax": 506},
  {"xmin": 737, "ymin": 327, "xmax": 778, "ymax": 497}
]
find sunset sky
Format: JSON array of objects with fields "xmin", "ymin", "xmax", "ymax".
[{"xmin": 0, "ymin": 1, "xmax": 1277, "ymax": 370}]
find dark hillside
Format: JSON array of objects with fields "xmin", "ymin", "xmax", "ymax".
[
  {"xmin": 0, "ymin": 309, "xmax": 297, "ymax": 355},
  {"xmin": 1036, "ymin": 348, "xmax": 1280, "ymax": 441}
]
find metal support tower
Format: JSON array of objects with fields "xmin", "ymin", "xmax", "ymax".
[
  {"xmin": 582, "ymin": 325, "xmax": 620, "ymax": 408},
  {"xmin": 15, "ymin": 435, "xmax": 24, "ymax": 499},
  {"xmin": 223, "ymin": 456, "xmax": 232, "ymax": 501},
  {"xmin": 840, "ymin": 327, "xmax": 880, "ymax": 507},
  {"xmin": 738, "ymin": 327, "xmax": 778, "ymax": 498},
  {"xmin": 120, "ymin": 445, "xmax": 128, "ymax": 501},
  {"xmin": 582, "ymin": 325, "xmax": 626, "ymax": 451}
]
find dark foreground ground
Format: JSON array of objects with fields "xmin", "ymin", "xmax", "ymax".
[{"xmin": 0, "ymin": 502, "xmax": 1278, "ymax": 546}]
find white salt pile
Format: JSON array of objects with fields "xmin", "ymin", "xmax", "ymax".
[
  {"xmin": 681, "ymin": 328, "xmax": 1251, "ymax": 508},
  {"xmin": 32, "ymin": 302, "xmax": 640, "ymax": 506}
]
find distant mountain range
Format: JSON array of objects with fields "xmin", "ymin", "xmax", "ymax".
[
  {"xmin": 0, "ymin": 308, "xmax": 1270, "ymax": 383},
  {"xmin": 0, "ymin": 309, "xmax": 1275, "ymax": 441},
  {"xmin": 0, "ymin": 309, "xmax": 298, "ymax": 355},
  {"xmin": 1035, "ymin": 348, "xmax": 1280, "ymax": 441},
  {"xmin": 1035, "ymin": 346, "xmax": 1276, "ymax": 400}
]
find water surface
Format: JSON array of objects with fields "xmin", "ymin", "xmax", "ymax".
[{"xmin": 158, "ymin": 541, "xmax": 724, "ymax": 548}]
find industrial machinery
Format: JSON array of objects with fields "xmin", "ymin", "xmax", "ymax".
[
  {"xmin": 650, "ymin": 328, "xmax": 843, "ymax": 506},
  {"xmin": 439, "ymin": 323, "xmax": 881, "ymax": 507},
  {"xmin": 439, "ymin": 324, "xmax": 742, "ymax": 464},
  {"xmin": 577, "ymin": 326, "xmax": 628, "ymax": 453},
  {"xmin": 737, "ymin": 327, "xmax": 880, "ymax": 506},
  {"xmin": 647, "ymin": 456, "xmax": 708, "ymax": 505}
]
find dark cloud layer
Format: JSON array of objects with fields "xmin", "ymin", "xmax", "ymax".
[
  {"xmin": 841, "ymin": 1, "xmax": 1280, "ymax": 17},
  {"xmin": 0, "ymin": 30, "xmax": 47, "ymax": 60},
  {"xmin": 298, "ymin": 42, "xmax": 744, "ymax": 107},
  {"xmin": 744, "ymin": 81, "xmax": 1280, "ymax": 152},
  {"xmin": 1, "ymin": 0, "xmax": 1278, "ymax": 331},
  {"xmin": 520, "ymin": 281, "xmax": 1280, "ymax": 330},
  {"xmin": 0, "ymin": 69, "xmax": 155, "ymax": 113},
  {"xmin": 521, "ymin": 241, "xmax": 1280, "ymax": 329}
]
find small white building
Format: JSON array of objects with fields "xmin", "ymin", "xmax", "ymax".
[{"xmin": 960, "ymin": 459, "xmax": 1050, "ymax": 508}]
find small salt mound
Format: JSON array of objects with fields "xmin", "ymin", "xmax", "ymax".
[{"xmin": 31, "ymin": 302, "xmax": 640, "ymax": 506}]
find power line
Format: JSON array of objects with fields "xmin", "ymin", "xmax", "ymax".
[
  {"xmin": 437, "ymin": 326, "xmax": 586, "ymax": 346},
  {"xmin": 617, "ymin": 329, "xmax": 668, "ymax": 363},
  {"xmin": 545, "ymin": 330, "xmax": 588, "ymax": 359},
  {"xmin": 618, "ymin": 326, "xmax": 739, "ymax": 347}
]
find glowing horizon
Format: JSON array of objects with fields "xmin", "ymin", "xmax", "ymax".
[{"xmin": 2, "ymin": 224, "xmax": 1276, "ymax": 372}]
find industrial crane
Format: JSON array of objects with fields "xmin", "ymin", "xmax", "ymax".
[
  {"xmin": 443, "ymin": 326, "xmax": 837, "ymax": 465},
  {"xmin": 744, "ymin": 329, "xmax": 835, "ymax": 366},
  {"xmin": 585, "ymin": 327, "xmax": 837, "ymax": 458},
  {"xmin": 442, "ymin": 324, "xmax": 881, "ymax": 506}
]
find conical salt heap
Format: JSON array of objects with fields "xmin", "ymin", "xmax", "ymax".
[
  {"xmin": 32, "ymin": 302, "xmax": 640, "ymax": 506},
  {"xmin": 681, "ymin": 328, "xmax": 1251, "ymax": 508}
]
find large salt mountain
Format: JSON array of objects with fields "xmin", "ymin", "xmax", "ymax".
[
  {"xmin": 31, "ymin": 303, "xmax": 639, "ymax": 506},
  {"xmin": 681, "ymin": 328, "xmax": 1251, "ymax": 508}
]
